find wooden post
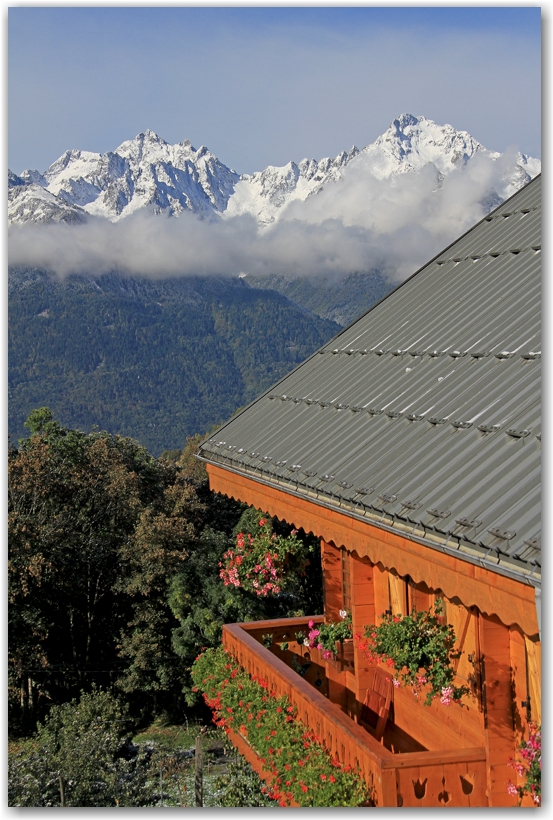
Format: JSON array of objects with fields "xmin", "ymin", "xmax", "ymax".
[
  {"xmin": 480, "ymin": 615, "xmax": 517, "ymax": 806},
  {"xmin": 195, "ymin": 735, "xmax": 203, "ymax": 807},
  {"xmin": 351, "ymin": 554, "xmax": 376, "ymax": 710}
]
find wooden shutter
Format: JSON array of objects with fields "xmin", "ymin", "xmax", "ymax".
[
  {"xmin": 341, "ymin": 549, "xmax": 352, "ymax": 611},
  {"xmin": 524, "ymin": 636, "xmax": 541, "ymax": 724},
  {"xmin": 389, "ymin": 572, "xmax": 407, "ymax": 616},
  {"xmin": 407, "ymin": 578, "xmax": 432, "ymax": 613}
]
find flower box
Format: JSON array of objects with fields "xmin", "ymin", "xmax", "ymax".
[{"xmin": 324, "ymin": 639, "xmax": 355, "ymax": 672}]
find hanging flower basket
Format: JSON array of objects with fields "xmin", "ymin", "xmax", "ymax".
[
  {"xmin": 355, "ymin": 600, "xmax": 469, "ymax": 706},
  {"xmin": 219, "ymin": 518, "xmax": 310, "ymax": 597}
]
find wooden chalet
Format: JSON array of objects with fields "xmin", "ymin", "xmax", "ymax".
[{"xmin": 197, "ymin": 174, "xmax": 541, "ymax": 807}]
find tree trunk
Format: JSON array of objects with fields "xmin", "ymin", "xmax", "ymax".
[{"xmin": 59, "ymin": 774, "xmax": 66, "ymax": 807}]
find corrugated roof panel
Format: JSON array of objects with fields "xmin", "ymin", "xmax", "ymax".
[{"xmin": 200, "ymin": 175, "xmax": 541, "ymax": 584}]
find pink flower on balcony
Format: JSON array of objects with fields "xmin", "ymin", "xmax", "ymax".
[
  {"xmin": 392, "ymin": 678, "xmax": 400, "ymax": 688},
  {"xmin": 440, "ymin": 686, "xmax": 454, "ymax": 706},
  {"xmin": 507, "ymin": 782, "xmax": 519, "ymax": 797},
  {"xmin": 416, "ymin": 675, "xmax": 427, "ymax": 685}
]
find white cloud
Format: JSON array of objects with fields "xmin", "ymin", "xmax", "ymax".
[{"xmin": 7, "ymin": 151, "xmax": 528, "ymax": 284}]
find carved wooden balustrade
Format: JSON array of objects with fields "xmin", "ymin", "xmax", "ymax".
[{"xmin": 222, "ymin": 616, "xmax": 489, "ymax": 807}]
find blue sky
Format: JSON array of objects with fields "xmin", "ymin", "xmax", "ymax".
[{"xmin": 8, "ymin": 5, "xmax": 541, "ymax": 174}]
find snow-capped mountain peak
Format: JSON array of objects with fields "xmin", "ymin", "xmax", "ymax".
[
  {"xmin": 361, "ymin": 113, "xmax": 488, "ymax": 179},
  {"xmin": 9, "ymin": 115, "xmax": 540, "ymax": 228},
  {"xmin": 225, "ymin": 143, "xmax": 362, "ymax": 225}
]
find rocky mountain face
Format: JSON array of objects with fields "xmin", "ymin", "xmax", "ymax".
[
  {"xmin": 8, "ymin": 114, "xmax": 540, "ymax": 227},
  {"xmin": 8, "ymin": 173, "xmax": 87, "ymax": 225}
]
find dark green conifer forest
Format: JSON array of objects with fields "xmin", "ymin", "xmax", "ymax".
[{"xmin": 8, "ymin": 268, "xmax": 340, "ymax": 454}]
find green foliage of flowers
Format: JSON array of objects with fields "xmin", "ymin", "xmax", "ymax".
[
  {"xmin": 507, "ymin": 722, "xmax": 541, "ymax": 806},
  {"xmin": 191, "ymin": 646, "xmax": 373, "ymax": 807},
  {"xmin": 357, "ymin": 600, "xmax": 469, "ymax": 706},
  {"xmin": 219, "ymin": 516, "xmax": 311, "ymax": 597}
]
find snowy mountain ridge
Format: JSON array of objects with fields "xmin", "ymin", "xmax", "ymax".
[{"xmin": 8, "ymin": 114, "xmax": 540, "ymax": 227}]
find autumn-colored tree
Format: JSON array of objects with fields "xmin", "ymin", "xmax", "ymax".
[
  {"xmin": 9, "ymin": 410, "xmax": 323, "ymax": 732},
  {"xmin": 114, "ymin": 476, "xmax": 206, "ymax": 700},
  {"xmin": 8, "ymin": 409, "xmax": 198, "ymax": 727}
]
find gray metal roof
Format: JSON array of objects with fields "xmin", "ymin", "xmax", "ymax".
[{"xmin": 199, "ymin": 175, "xmax": 541, "ymax": 587}]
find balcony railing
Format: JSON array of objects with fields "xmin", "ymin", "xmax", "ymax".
[{"xmin": 222, "ymin": 616, "xmax": 488, "ymax": 807}]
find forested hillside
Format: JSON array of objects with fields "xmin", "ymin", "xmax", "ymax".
[
  {"xmin": 8, "ymin": 269, "xmax": 340, "ymax": 454},
  {"xmin": 244, "ymin": 269, "xmax": 394, "ymax": 326}
]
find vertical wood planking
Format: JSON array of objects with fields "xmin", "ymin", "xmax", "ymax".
[
  {"xmin": 510, "ymin": 627, "xmax": 529, "ymax": 742},
  {"xmin": 207, "ymin": 464, "xmax": 540, "ymax": 638}
]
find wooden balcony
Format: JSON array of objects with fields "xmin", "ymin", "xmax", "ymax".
[{"xmin": 222, "ymin": 616, "xmax": 488, "ymax": 807}]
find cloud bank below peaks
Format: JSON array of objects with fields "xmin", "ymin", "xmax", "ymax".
[{"xmin": 8, "ymin": 150, "xmax": 527, "ymax": 282}]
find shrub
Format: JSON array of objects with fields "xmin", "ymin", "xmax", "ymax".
[{"xmin": 8, "ymin": 688, "xmax": 155, "ymax": 807}]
